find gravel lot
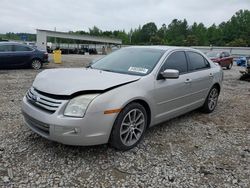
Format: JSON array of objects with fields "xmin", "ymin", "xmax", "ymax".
[{"xmin": 0, "ymin": 55, "xmax": 249, "ymax": 187}]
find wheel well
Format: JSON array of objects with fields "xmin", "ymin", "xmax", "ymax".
[
  {"xmin": 31, "ymin": 57, "xmax": 42, "ymax": 62},
  {"xmin": 213, "ymin": 83, "xmax": 221, "ymax": 94},
  {"xmin": 131, "ymin": 99, "xmax": 151, "ymax": 128}
]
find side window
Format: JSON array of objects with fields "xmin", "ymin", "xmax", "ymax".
[
  {"xmin": 220, "ymin": 52, "xmax": 225, "ymax": 58},
  {"xmin": 13, "ymin": 45, "xmax": 32, "ymax": 52},
  {"xmin": 187, "ymin": 51, "xmax": 209, "ymax": 71},
  {"xmin": 224, "ymin": 52, "xmax": 230, "ymax": 57},
  {"xmin": 162, "ymin": 51, "xmax": 188, "ymax": 74},
  {"xmin": 0, "ymin": 45, "xmax": 13, "ymax": 52}
]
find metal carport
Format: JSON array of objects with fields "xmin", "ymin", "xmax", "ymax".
[{"xmin": 36, "ymin": 29, "xmax": 122, "ymax": 51}]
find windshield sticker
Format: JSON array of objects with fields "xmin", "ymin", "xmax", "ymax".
[{"xmin": 128, "ymin": 67, "xmax": 148, "ymax": 74}]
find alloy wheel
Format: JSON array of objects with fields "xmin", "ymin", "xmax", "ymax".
[
  {"xmin": 120, "ymin": 109, "xmax": 145, "ymax": 146},
  {"xmin": 208, "ymin": 88, "xmax": 218, "ymax": 111},
  {"xmin": 31, "ymin": 60, "xmax": 42, "ymax": 70}
]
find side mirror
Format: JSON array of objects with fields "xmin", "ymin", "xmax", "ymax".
[{"xmin": 161, "ymin": 69, "xmax": 179, "ymax": 79}]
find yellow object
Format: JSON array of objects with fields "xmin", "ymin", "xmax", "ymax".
[{"xmin": 53, "ymin": 50, "xmax": 62, "ymax": 64}]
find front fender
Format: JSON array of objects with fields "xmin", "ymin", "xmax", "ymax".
[{"xmin": 86, "ymin": 77, "xmax": 156, "ymax": 126}]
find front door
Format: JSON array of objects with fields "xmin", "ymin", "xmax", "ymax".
[
  {"xmin": 12, "ymin": 44, "xmax": 33, "ymax": 66},
  {"xmin": 153, "ymin": 51, "xmax": 192, "ymax": 123}
]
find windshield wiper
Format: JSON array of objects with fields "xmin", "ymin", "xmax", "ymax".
[
  {"xmin": 101, "ymin": 69, "xmax": 113, "ymax": 72},
  {"xmin": 86, "ymin": 63, "xmax": 93, "ymax": 69}
]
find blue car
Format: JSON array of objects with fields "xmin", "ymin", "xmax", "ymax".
[{"xmin": 0, "ymin": 42, "xmax": 49, "ymax": 69}]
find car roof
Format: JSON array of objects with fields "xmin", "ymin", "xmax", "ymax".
[
  {"xmin": 125, "ymin": 45, "xmax": 199, "ymax": 52},
  {"xmin": 0, "ymin": 41, "xmax": 28, "ymax": 46}
]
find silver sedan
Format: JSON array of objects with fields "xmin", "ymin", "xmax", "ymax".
[{"xmin": 22, "ymin": 46, "xmax": 223, "ymax": 150}]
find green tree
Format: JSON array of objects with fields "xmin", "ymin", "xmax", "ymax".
[
  {"xmin": 157, "ymin": 24, "xmax": 168, "ymax": 44},
  {"xmin": 166, "ymin": 19, "xmax": 189, "ymax": 46},
  {"xmin": 141, "ymin": 22, "xmax": 158, "ymax": 44},
  {"xmin": 190, "ymin": 22, "xmax": 208, "ymax": 45},
  {"xmin": 131, "ymin": 26, "xmax": 143, "ymax": 44},
  {"xmin": 184, "ymin": 35, "xmax": 199, "ymax": 46},
  {"xmin": 222, "ymin": 10, "xmax": 250, "ymax": 46},
  {"xmin": 89, "ymin": 26, "xmax": 102, "ymax": 36},
  {"xmin": 207, "ymin": 24, "xmax": 223, "ymax": 46},
  {"xmin": 227, "ymin": 38, "xmax": 247, "ymax": 47}
]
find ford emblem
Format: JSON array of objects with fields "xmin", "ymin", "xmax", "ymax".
[{"xmin": 32, "ymin": 95, "xmax": 38, "ymax": 102}]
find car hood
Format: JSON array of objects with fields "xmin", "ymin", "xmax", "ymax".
[{"xmin": 33, "ymin": 68, "xmax": 141, "ymax": 95}]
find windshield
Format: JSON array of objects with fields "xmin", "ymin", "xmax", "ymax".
[
  {"xmin": 206, "ymin": 51, "xmax": 220, "ymax": 58},
  {"xmin": 92, "ymin": 48, "xmax": 165, "ymax": 75}
]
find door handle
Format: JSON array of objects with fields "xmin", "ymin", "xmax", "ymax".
[{"xmin": 184, "ymin": 78, "xmax": 192, "ymax": 84}]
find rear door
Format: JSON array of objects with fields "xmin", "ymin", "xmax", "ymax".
[
  {"xmin": 223, "ymin": 52, "xmax": 232, "ymax": 67},
  {"xmin": 219, "ymin": 52, "xmax": 228, "ymax": 67},
  {"xmin": 153, "ymin": 51, "xmax": 192, "ymax": 123},
  {"xmin": 12, "ymin": 44, "xmax": 33, "ymax": 66},
  {"xmin": 185, "ymin": 51, "xmax": 213, "ymax": 108},
  {"xmin": 0, "ymin": 44, "xmax": 14, "ymax": 68}
]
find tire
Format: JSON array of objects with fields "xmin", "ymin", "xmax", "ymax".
[
  {"xmin": 110, "ymin": 103, "xmax": 148, "ymax": 151},
  {"xmin": 201, "ymin": 86, "xmax": 219, "ymax": 113},
  {"xmin": 227, "ymin": 62, "xmax": 233, "ymax": 70},
  {"xmin": 31, "ymin": 59, "xmax": 42, "ymax": 70}
]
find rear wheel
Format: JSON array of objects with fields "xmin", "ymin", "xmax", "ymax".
[
  {"xmin": 31, "ymin": 59, "xmax": 42, "ymax": 70},
  {"xmin": 201, "ymin": 86, "xmax": 219, "ymax": 113},
  {"xmin": 110, "ymin": 103, "xmax": 147, "ymax": 150}
]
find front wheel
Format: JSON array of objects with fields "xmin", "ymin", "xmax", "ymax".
[
  {"xmin": 31, "ymin": 59, "xmax": 42, "ymax": 70},
  {"xmin": 201, "ymin": 86, "xmax": 219, "ymax": 113},
  {"xmin": 110, "ymin": 103, "xmax": 147, "ymax": 150}
]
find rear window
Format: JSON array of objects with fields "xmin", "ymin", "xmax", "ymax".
[
  {"xmin": 223, "ymin": 52, "xmax": 230, "ymax": 57},
  {"xmin": 206, "ymin": 51, "xmax": 220, "ymax": 58}
]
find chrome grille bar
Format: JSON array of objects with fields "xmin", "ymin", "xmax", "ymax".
[{"xmin": 26, "ymin": 87, "xmax": 65, "ymax": 113}]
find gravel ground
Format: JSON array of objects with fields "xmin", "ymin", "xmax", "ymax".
[{"xmin": 0, "ymin": 55, "xmax": 249, "ymax": 187}]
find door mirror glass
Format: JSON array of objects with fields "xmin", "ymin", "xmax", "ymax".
[{"xmin": 161, "ymin": 69, "xmax": 179, "ymax": 79}]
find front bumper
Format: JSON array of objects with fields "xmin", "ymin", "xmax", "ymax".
[{"xmin": 21, "ymin": 97, "xmax": 116, "ymax": 146}]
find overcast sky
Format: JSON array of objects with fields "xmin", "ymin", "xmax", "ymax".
[{"xmin": 1, "ymin": 0, "xmax": 250, "ymax": 34}]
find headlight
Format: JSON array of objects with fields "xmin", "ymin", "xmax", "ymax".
[{"xmin": 64, "ymin": 94, "xmax": 99, "ymax": 117}]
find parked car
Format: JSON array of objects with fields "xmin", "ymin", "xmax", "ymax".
[
  {"xmin": 0, "ymin": 42, "xmax": 49, "ymax": 69},
  {"xmin": 206, "ymin": 51, "xmax": 233, "ymax": 69},
  {"xmin": 22, "ymin": 46, "xmax": 223, "ymax": 150}
]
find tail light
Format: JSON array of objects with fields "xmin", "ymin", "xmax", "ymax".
[{"xmin": 247, "ymin": 59, "xmax": 250, "ymax": 68}]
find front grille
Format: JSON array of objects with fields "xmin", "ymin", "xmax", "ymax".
[
  {"xmin": 26, "ymin": 87, "xmax": 64, "ymax": 113},
  {"xmin": 23, "ymin": 113, "xmax": 50, "ymax": 136}
]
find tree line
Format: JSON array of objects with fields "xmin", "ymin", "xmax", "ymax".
[{"xmin": 1, "ymin": 9, "xmax": 249, "ymax": 47}]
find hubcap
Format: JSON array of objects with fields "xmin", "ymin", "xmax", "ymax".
[
  {"xmin": 32, "ymin": 60, "xmax": 41, "ymax": 70},
  {"xmin": 120, "ymin": 109, "xmax": 145, "ymax": 146},
  {"xmin": 208, "ymin": 88, "xmax": 218, "ymax": 111}
]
